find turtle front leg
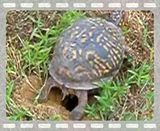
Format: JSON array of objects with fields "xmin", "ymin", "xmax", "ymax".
[
  {"xmin": 38, "ymin": 77, "xmax": 57, "ymax": 103},
  {"xmin": 69, "ymin": 90, "xmax": 88, "ymax": 120}
]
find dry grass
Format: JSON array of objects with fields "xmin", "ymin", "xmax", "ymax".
[{"xmin": 6, "ymin": 10, "xmax": 154, "ymax": 121}]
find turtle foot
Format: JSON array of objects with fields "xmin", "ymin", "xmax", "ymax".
[
  {"xmin": 37, "ymin": 77, "xmax": 57, "ymax": 103},
  {"xmin": 69, "ymin": 105, "xmax": 84, "ymax": 120}
]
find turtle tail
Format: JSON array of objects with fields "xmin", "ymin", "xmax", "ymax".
[{"xmin": 107, "ymin": 10, "xmax": 124, "ymax": 25}]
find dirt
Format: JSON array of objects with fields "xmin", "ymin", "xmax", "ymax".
[
  {"xmin": 7, "ymin": 10, "xmax": 154, "ymax": 120},
  {"xmin": 6, "ymin": 11, "xmax": 61, "ymax": 48},
  {"xmin": 13, "ymin": 75, "xmax": 69, "ymax": 120},
  {"xmin": 12, "ymin": 74, "xmax": 97, "ymax": 120}
]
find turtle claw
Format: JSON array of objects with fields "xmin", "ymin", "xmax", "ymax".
[
  {"xmin": 38, "ymin": 89, "xmax": 48, "ymax": 103},
  {"xmin": 61, "ymin": 87, "xmax": 68, "ymax": 101},
  {"xmin": 69, "ymin": 106, "xmax": 84, "ymax": 120},
  {"xmin": 37, "ymin": 77, "xmax": 57, "ymax": 103}
]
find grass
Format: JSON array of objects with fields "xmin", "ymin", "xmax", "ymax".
[
  {"xmin": 6, "ymin": 10, "xmax": 154, "ymax": 121},
  {"xmin": 49, "ymin": 114, "xmax": 62, "ymax": 121},
  {"xmin": 7, "ymin": 11, "xmax": 86, "ymax": 120},
  {"xmin": 85, "ymin": 61, "xmax": 153, "ymax": 120},
  {"xmin": 6, "ymin": 81, "xmax": 34, "ymax": 120},
  {"xmin": 20, "ymin": 11, "xmax": 85, "ymax": 77}
]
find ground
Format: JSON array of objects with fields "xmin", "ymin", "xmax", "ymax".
[{"xmin": 6, "ymin": 10, "xmax": 154, "ymax": 121}]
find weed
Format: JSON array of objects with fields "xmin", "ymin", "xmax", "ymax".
[
  {"xmin": 49, "ymin": 114, "xmax": 62, "ymax": 121},
  {"xmin": 6, "ymin": 10, "xmax": 86, "ymax": 120},
  {"xmin": 6, "ymin": 10, "xmax": 154, "ymax": 121},
  {"xmin": 85, "ymin": 61, "xmax": 153, "ymax": 120}
]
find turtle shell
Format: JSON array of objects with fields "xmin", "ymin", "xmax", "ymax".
[{"xmin": 49, "ymin": 18, "xmax": 125, "ymax": 90}]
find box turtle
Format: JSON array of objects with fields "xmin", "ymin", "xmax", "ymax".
[{"xmin": 38, "ymin": 10, "xmax": 128, "ymax": 120}]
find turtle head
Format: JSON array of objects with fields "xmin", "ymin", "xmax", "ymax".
[{"xmin": 107, "ymin": 10, "xmax": 124, "ymax": 26}]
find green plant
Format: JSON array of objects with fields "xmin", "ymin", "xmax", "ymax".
[{"xmin": 6, "ymin": 10, "xmax": 86, "ymax": 120}]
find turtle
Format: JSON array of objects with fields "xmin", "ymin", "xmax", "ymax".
[{"xmin": 38, "ymin": 10, "xmax": 130, "ymax": 120}]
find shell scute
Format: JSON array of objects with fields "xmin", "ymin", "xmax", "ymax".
[{"xmin": 49, "ymin": 18, "xmax": 125, "ymax": 90}]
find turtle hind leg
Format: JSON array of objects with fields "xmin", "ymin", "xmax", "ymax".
[
  {"xmin": 38, "ymin": 77, "xmax": 57, "ymax": 103},
  {"xmin": 69, "ymin": 90, "xmax": 88, "ymax": 120}
]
